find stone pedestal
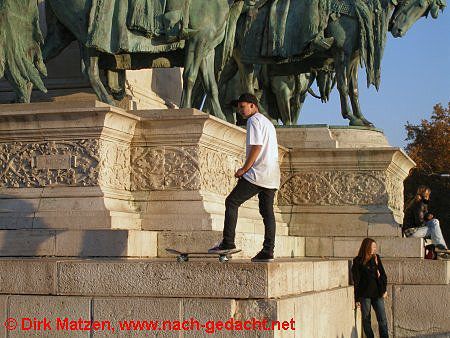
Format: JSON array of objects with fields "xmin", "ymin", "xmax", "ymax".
[
  {"xmin": 276, "ymin": 126, "xmax": 416, "ymax": 240},
  {"xmin": 0, "ymin": 102, "xmax": 294, "ymax": 257},
  {"xmin": 0, "ymin": 101, "xmax": 157, "ymax": 257}
]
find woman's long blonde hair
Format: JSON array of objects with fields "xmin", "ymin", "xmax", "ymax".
[{"xmin": 405, "ymin": 185, "xmax": 431, "ymax": 210}]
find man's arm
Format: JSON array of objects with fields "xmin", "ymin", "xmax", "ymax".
[{"xmin": 235, "ymin": 145, "xmax": 262, "ymax": 178}]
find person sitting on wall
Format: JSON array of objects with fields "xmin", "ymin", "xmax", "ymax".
[{"xmin": 403, "ymin": 185, "xmax": 449, "ymax": 257}]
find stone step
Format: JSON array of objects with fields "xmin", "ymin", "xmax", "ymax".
[
  {"xmin": 305, "ymin": 236, "xmax": 424, "ymax": 258},
  {"xmin": 0, "ymin": 211, "xmax": 142, "ymax": 230},
  {"xmin": 157, "ymin": 231, "xmax": 306, "ymax": 258},
  {"xmin": 382, "ymin": 258, "xmax": 450, "ymax": 285},
  {"xmin": 0, "ymin": 286, "xmax": 358, "ymax": 337},
  {"xmin": 0, "ymin": 230, "xmax": 157, "ymax": 257},
  {"xmin": 0, "ymin": 258, "xmax": 350, "ymax": 298}
]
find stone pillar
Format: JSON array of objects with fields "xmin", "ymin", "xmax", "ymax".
[
  {"xmin": 0, "ymin": 101, "xmax": 141, "ymax": 230},
  {"xmin": 130, "ymin": 108, "xmax": 288, "ymax": 233},
  {"xmin": 277, "ymin": 126, "xmax": 415, "ymax": 238}
]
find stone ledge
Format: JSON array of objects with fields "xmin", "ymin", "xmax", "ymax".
[
  {"xmin": 0, "ymin": 258, "xmax": 349, "ymax": 299},
  {"xmin": 0, "ymin": 230, "xmax": 157, "ymax": 257},
  {"xmin": 383, "ymin": 258, "xmax": 450, "ymax": 285},
  {"xmin": 305, "ymin": 236, "xmax": 423, "ymax": 258}
]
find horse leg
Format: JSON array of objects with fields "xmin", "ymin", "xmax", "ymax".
[
  {"xmin": 81, "ymin": 48, "xmax": 115, "ymax": 106},
  {"xmin": 43, "ymin": 2, "xmax": 75, "ymax": 62},
  {"xmin": 200, "ymin": 51, "xmax": 227, "ymax": 120},
  {"xmin": 4, "ymin": 70, "xmax": 29, "ymax": 103},
  {"xmin": 273, "ymin": 80, "xmax": 292, "ymax": 125},
  {"xmin": 333, "ymin": 50, "xmax": 358, "ymax": 125},
  {"xmin": 107, "ymin": 70, "xmax": 126, "ymax": 101},
  {"xmin": 348, "ymin": 57, "xmax": 374, "ymax": 127},
  {"xmin": 181, "ymin": 41, "xmax": 203, "ymax": 109}
]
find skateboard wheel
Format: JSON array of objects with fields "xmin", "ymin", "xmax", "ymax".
[
  {"xmin": 219, "ymin": 255, "xmax": 229, "ymax": 263},
  {"xmin": 177, "ymin": 255, "xmax": 188, "ymax": 262}
]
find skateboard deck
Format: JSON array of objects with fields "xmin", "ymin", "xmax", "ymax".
[{"xmin": 166, "ymin": 248, "xmax": 241, "ymax": 262}]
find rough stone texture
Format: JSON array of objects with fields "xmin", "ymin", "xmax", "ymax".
[
  {"xmin": 393, "ymin": 285, "xmax": 450, "ymax": 337},
  {"xmin": 0, "ymin": 230, "xmax": 157, "ymax": 257},
  {"xmin": 0, "ymin": 295, "xmax": 8, "ymax": 337},
  {"xmin": 277, "ymin": 127, "xmax": 414, "ymax": 231},
  {"xmin": 93, "ymin": 298, "xmax": 181, "ymax": 337},
  {"xmin": 236, "ymin": 286, "xmax": 358, "ymax": 338},
  {"xmin": 305, "ymin": 237, "xmax": 333, "ymax": 257},
  {"xmin": 7, "ymin": 295, "xmax": 90, "ymax": 337},
  {"xmin": 383, "ymin": 259, "xmax": 450, "ymax": 285},
  {"xmin": 303, "ymin": 237, "xmax": 423, "ymax": 258},
  {"xmin": 47, "ymin": 259, "xmax": 350, "ymax": 299},
  {"xmin": 0, "ymin": 259, "xmax": 55, "ymax": 294}
]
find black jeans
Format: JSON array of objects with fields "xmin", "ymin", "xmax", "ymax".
[
  {"xmin": 361, "ymin": 297, "xmax": 389, "ymax": 338},
  {"xmin": 223, "ymin": 178, "xmax": 277, "ymax": 253}
]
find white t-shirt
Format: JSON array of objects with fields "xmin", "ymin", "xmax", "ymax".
[{"xmin": 243, "ymin": 112, "xmax": 280, "ymax": 189}]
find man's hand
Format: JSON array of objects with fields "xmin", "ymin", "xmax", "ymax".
[
  {"xmin": 383, "ymin": 292, "xmax": 388, "ymax": 298},
  {"xmin": 235, "ymin": 168, "xmax": 246, "ymax": 178},
  {"xmin": 355, "ymin": 302, "xmax": 361, "ymax": 308}
]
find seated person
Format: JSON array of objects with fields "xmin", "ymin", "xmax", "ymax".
[{"xmin": 403, "ymin": 185, "xmax": 449, "ymax": 254}]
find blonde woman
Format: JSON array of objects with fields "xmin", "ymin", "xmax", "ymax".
[{"xmin": 403, "ymin": 185, "xmax": 448, "ymax": 254}]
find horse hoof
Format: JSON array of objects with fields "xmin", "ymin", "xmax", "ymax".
[{"xmin": 349, "ymin": 118, "xmax": 366, "ymax": 127}]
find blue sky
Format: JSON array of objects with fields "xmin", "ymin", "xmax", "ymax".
[{"xmin": 299, "ymin": 9, "xmax": 450, "ymax": 149}]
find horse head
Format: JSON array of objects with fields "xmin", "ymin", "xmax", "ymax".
[{"xmin": 390, "ymin": 0, "xmax": 446, "ymax": 37}]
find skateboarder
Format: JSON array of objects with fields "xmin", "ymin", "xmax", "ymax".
[{"xmin": 209, "ymin": 93, "xmax": 280, "ymax": 262}]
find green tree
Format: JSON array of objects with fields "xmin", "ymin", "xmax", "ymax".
[{"xmin": 404, "ymin": 102, "xmax": 450, "ymax": 245}]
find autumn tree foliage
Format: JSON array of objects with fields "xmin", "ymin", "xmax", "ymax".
[{"xmin": 404, "ymin": 102, "xmax": 450, "ymax": 244}]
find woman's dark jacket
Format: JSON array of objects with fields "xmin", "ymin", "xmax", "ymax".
[
  {"xmin": 351, "ymin": 254, "xmax": 387, "ymax": 300},
  {"xmin": 403, "ymin": 199, "xmax": 429, "ymax": 230}
]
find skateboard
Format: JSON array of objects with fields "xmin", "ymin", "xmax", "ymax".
[{"xmin": 165, "ymin": 248, "xmax": 241, "ymax": 263}]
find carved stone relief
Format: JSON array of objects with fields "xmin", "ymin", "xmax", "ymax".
[
  {"xmin": 278, "ymin": 170, "xmax": 389, "ymax": 206},
  {"xmin": 0, "ymin": 140, "xmax": 130, "ymax": 189},
  {"xmin": 131, "ymin": 146, "xmax": 200, "ymax": 191}
]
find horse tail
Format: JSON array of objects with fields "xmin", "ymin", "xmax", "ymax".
[{"xmin": 219, "ymin": 1, "xmax": 244, "ymax": 73}]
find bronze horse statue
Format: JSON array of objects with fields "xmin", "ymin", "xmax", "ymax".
[
  {"xmin": 223, "ymin": 0, "xmax": 445, "ymax": 126},
  {"xmin": 42, "ymin": 0, "xmax": 233, "ymax": 120}
]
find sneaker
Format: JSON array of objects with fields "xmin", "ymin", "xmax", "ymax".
[
  {"xmin": 437, "ymin": 252, "xmax": 450, "ymax": 260},
  {"xmin": 208, "ymin": 241, "xmax": 236, "ymax": 253},
  {"xmin": 251, "ymin": 250, "xmax": 274, "ymax": 262}
]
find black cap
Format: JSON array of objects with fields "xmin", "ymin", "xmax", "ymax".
[{"xmin": 230, "ymin": 93, "xmax": 259, "ymax": 107}]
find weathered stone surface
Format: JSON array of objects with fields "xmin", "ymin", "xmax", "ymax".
[
  {"xmin": 0, "ymin": 259, "xmax": 55, "ymax": 294},
  {"xmin": 54, "ymin": 259, "xmax": 349, "ymax": 299},
  {"xmin": 305, "ymin": 237, "xmax": 333, "ymax": 257},
  {"xmin": 93, "ymin": 298, "xmax": 180, "ymax": 337},
  {"xmin": 0, "ymin": 295, "xmax": 7, "ymax": 336},
  {"xmin": 55, "ymin": 230, "xmax": 157, "ymax": 257},
  {"xmin": 332, "ymin": 237, "xmax": 423, "ymax": 258},
  {"xmin": 393, "ymin": 285, "xmax": 450, "ymax": 337},
  {"xmin": 236, "ymin": 286, "xmax": 358, "ymax": 338},
  {"xmin": 0, "ymin": 230, "xmax": 56, "ymax": 256},
  {"xmin": 0, "ymin": 230, "xmax": 157, "ymax": 257},
  {"xmin": 383, "ymin": 259, "xmax": 450, "ymax": 285},
  {"xmin": 8, "ymin": 295, "xmax": 90, "ymax": 337}
]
